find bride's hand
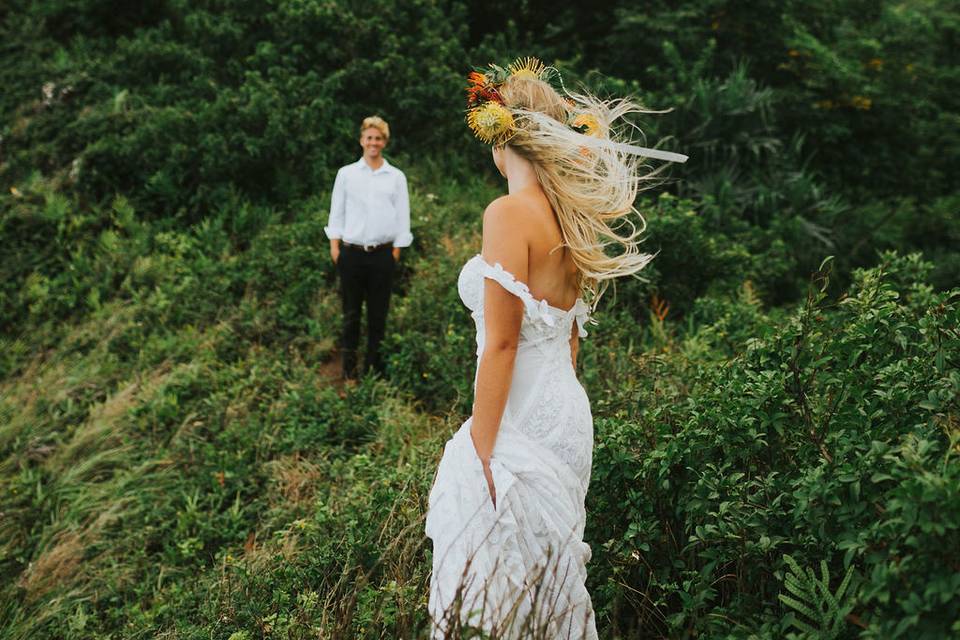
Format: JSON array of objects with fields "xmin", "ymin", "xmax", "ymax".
[
  {"xmin": 481, "ymin": 460, "xmax": 497, "ymax": 508},
  {"xmin": 470, "ymin": 419, "xmax": 497, "ymax": 508}
]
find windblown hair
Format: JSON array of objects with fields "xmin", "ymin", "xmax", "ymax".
[{"xmin": 498, "ymin": 75, "xmax": 666, "ymax": 306}]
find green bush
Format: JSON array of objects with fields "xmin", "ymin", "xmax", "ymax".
[{"xmin": 587, "ymin": 253, "xmax": 960, "ymax": 638}]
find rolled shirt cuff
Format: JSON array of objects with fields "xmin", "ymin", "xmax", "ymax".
[
  {"xmin": 392, "ymin": 232, "xmax": 414, "ymax": 248},
  {"xmin": 323, "ymin": 226, "xmax": 342, "ymax": 240}
]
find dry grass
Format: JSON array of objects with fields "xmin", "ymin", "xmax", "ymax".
[
  {"xmin": 239, "ymin": 523, "xmax": 304, "ymax": 572},
  {"xmin": 15, "ymin": 528, "xmax": 84, "ymax": 600},
  {"xmin": 17, "ymin": 496, "xmax": 133, "ymax": 602},
  {"xmin": 49, "ymin": 379, "xmax": 137, "ymax": 468},
  {"xmin": 266, "ymin": 453, "xmax": 322, "ymax": 507},
  {"xmin": 0, "ymin": 304, "xmax": 138, "ymax": 458},
  {"xmin": 0, "ymin": 305, "xmax": 186, "ymax": 635},
  {"xmin": 0, "ymin": 359, "xmax": 70, "ymax": 458}
]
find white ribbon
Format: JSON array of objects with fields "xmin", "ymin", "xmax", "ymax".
[
  {"xmin": 582, "ymin": 137, "xmax": 688, "ymax": 163},
  {"xmin": 612, "ymin": 142, "xmax": 688, "ymax": 163}
]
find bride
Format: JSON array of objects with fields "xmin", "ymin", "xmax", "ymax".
[{"xmin": 425, "ymin": 58, "xmax": 686, "ymax": 639}]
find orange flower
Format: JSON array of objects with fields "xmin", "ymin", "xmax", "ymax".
[
  {"xmin": 467, "ymin": 85, "xmax": 502, "ymax": 108},
  {"xmin": 467, "ymin": 71, "xmax": 486, "ymax": 87},
  {"xmin": 465, "ymin": 71, "xmax": 504, "ymax": 107},
  {"xmin": 466, "ymin": 85, "xmax": 482, "ymax": 106}
]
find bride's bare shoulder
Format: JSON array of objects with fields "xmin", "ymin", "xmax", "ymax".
[
  {"xmin": 484, "ymin": 193, "xmax": 524, "ymax": 214},
  {"xmin": 482, "ymin": 194, "xmax": 544, "ymax": 235},
  {"xmin": 480, "ymin": 195, "xmax": 538, "ymax": 273}
]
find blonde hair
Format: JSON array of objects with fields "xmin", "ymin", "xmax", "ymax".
[
  {"xmin": 498, "ymin": 75, "xmax": 666, "ymax": 307},
  {"xmin": 360, "ymin": 115, "xmax": 390, "ymax": 141}
]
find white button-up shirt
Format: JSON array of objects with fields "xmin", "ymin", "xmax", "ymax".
[{"xmin": 324, "ymin": 157, "xmax": 413, "ymax": 248}]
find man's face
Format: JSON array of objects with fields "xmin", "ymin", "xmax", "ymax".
[{"xmin": 360, "ymin": 127, "xmax": 386, "ymax": 159}]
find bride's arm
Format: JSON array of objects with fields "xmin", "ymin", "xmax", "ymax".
[{"xmin": 470, "ymin": 198, "xmax": 527, "ymax": 504}]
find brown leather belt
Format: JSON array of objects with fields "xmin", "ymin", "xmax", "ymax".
[{"xmin": 342, "ymin": 241, "xmax": 393, "ymax": 252}]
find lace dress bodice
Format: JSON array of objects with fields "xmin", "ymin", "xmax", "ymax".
[
  {"xmin": 457, "ymin": 254, "xmax": 591, "ymax": 347},
  {"xmin": 457, "ymin": 254, "xmax": 594, "ymax": 491}
]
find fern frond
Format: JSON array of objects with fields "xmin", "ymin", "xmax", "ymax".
[
  {"xmin": 778, "ymin": 554, "xmax": 859, "ymax": 640},
  {"xmin": 815, "ymin": 573, "xmax": 840, "ymax": 617},
  {"xmin": 778, "ymin": 593, "xmax": 820, "ymax": 623},
  {"xmin": 783, "ymin": 554, "xmax": 804, "ymax": 576},
  {"xmin": 783, "ymin": 574, "xmax": 810, "ymax": 598},
  {"xmin": 835, "ymin": 565, "xmax": 854, "ymax": 602}
]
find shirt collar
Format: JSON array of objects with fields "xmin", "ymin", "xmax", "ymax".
[{"xmin": 356, "ymin": 157, "xmax": 393, "ymax": 174}]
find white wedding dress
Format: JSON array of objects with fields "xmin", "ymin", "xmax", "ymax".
[{"xmin": 425, "ymin": 254, "xmax": 598, "ymax": 639}]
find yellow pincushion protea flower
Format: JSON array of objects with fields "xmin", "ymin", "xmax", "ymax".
[
  {"xmin": 467, "ymin": 101, "xmax": 515, "ymax": 144},
  {"xmin": 508, "ymin": 56, "xmax": 546, "ymax": 80},
  {"xmin": 572, "ymin": 113, "xmax": 604, "ymax": 138}
]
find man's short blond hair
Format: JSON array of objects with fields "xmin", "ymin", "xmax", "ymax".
[{"xmin": 360, "ymin": 116, "xmax": 390, "ymax": 141}]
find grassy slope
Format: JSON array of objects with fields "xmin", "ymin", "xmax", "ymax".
[
  {"xmin": 0, "ymin": 169, "xmax": 491, "ymax": 639},
  {"xmin": 1, "ymin": 170, "xmax": 959, "ymax": 639}
]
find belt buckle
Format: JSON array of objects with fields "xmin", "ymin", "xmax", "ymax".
[{"xmin": 363, "ymin": 243, "xmax": 376, "ymax": 252}]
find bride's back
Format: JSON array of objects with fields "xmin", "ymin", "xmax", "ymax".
[{"xmin": 509, "ymin": 188, "xmax": 580, "ymax": 312}]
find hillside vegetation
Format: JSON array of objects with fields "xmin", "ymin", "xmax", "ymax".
[{"xmin": 2, "ymin": 1, "xmax": 959, "ymax": 638}]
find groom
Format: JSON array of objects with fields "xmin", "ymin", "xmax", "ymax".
[{"xmin": 325, "ymin": 116, "xmax": 413, "ymax": 379}]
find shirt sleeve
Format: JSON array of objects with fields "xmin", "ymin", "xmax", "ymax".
[
  {"xmin": 324, "ymin": 168, "xmax": 346, "ymax": 240},
  {"xmin": 392, "ymin": 171, "xmax": 413, "ymax": 247}
]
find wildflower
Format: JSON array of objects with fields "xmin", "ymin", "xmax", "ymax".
[
  {"xmin": 466, "ymin": 72, "xmax": 503, "ymax": 108},
  {"xmin": 467, "ymin": 71, "xmax": 486, "ymax": 87},
  {"xmin": 571, "ymin": 113, "xmax": 603, "ymax": 138},
  {"xmin": 467, "ymin": 102, "xmax": 514, "ymax": 144},
  {"xmin": 508, "ymin": 57, "xmax": 546, "ymax": 80},
  {"xmin": 465, "ymin": 72, "xmax": 487, "ymax": 105}
]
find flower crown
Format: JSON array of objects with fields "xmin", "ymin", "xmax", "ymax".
[{"xmin": 465, "ymin": 57, "xmax": 604, "ymax": 145}]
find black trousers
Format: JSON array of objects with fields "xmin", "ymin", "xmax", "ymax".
[{"xmin": 337, "ymin": 245, "xmax": 395, "ymax": 377}]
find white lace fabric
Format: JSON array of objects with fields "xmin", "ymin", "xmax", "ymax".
[{"xmin": 425, "ymin": 255, "xmax": 599, "ymax": 639}]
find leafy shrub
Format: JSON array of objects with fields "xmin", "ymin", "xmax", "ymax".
[{"xmin": 587, "ymin": 253, "xmax": 960, "ymax": 638}]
